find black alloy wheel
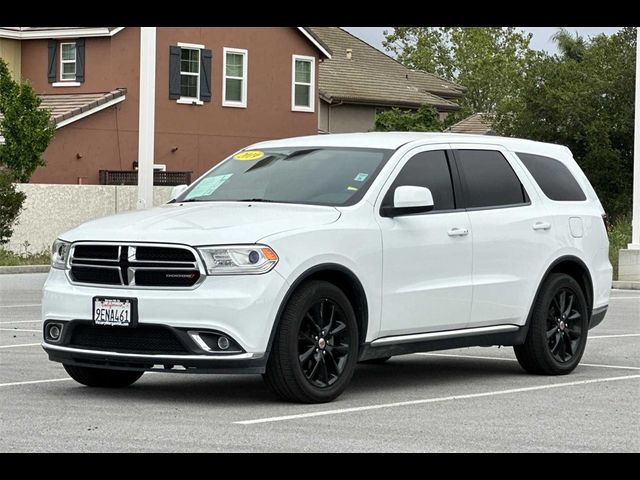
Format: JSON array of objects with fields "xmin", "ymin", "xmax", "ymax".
[
  {"xmin": 546, "ymin": 288, "xmax": 584, "ymax": 363},
  {"xmin": 515, "ymin": 273, "xmax": 589, "ymax": 375},
  {"xmin": 263, "ymin": 280, "xmax": 359, "ymax": 403},
  {"xmin": 298, "ymin": 298, "xmax": 351, "ymax": 388}
]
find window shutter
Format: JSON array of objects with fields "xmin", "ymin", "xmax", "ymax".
[
  {"xmin": 75, "ymin": 39, "xmax": 85, "ymax": 82},
  {"xmin": 169, "ymin": 46, "xmax": 181, "ymax": 99},
  {"xmin": 47, "ymin": 39, "xmax": 57, "ymax": 83},
  {"xmin": 200, "ymin": 49, "xmax": 212, "ymax": 102},
  {"xmin": 200, "ymin": 49, "xmax": 212, "ymax": 103}
]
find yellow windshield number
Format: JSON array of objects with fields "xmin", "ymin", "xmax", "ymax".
[{"xmin": 233, "ymin": 151, "xmax": 265, "ymax": 161}]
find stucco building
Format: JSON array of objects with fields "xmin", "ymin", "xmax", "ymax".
[{"xmin": 0, "ymin": 27, "xmax": 330, "ymax": 184}]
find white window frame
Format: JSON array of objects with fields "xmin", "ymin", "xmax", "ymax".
[
  {"xmin": 222, "ymin": 47, "xmax": 248, "ymax": 108},
  {"xmin": 291, "ymin": 55, "xmax": 315, "ymax": 113},
  {"xmin": 177, "ymin": 43, "xmax": 202, "ymax": 105},
  {"xmin": 60, "ymin": 42, "xmax": 77, "ymax": 82}
]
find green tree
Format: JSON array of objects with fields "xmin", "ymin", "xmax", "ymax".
[
  {"xmin": 0, "ymin": 58, "xmax": 55, "ymax": 244},
  {"xmin": 375, "ymin": 105, "xmax": 443, "ymax": 132},
  {"xmin": 495, "ymin": 28, "xmax": 636, "ymax": 219},
  {"xmin": 383, "ymin": 27, "xmax": 538, "ymax": 119},
  {"xmin": 0, "ymin": 169, "xmax": 26, "ymax": 245},
  {"xmin": 0, "ymin": 58, "xmax": 55, "ymax": 182},
  {"xmin": 552, "ymin": 28, "xmax": 587, "ymax": 61}
]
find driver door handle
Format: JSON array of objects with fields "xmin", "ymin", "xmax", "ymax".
[
  {"xmin": 533, "ymin": 221, "xmax": 552, "ymax": 231},
  {"xmin": 448, "ymin": 227, "xmax": 469, "ymax": 237}
]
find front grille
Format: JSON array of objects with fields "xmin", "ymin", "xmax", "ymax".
[
  {"xmin": 69, "ymin": 323, "xmax": 189, "ymax": 354},
  {"xmin": 71, "ymin": 266, "xmax": 121, "ymax": 285},
  {"xmin": 68, "ymin": 243, "xmax": 202, "ymax": 288}
]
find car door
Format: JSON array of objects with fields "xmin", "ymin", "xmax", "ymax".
[
  {"xmin": 450, "ymin": 144, "xmax": 555, "ymax": 328},
  {"xmin": 375, "ymin": 145, "xmax": 472, "ymax": 337}
]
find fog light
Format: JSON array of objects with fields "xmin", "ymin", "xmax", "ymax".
[
  {"xmin": 47, "ymin": 323, "xmax": 62, "ymax": 342},
  {"xmin": 217, "ymin": 336, "xmax": 230, "ymax": 350}
]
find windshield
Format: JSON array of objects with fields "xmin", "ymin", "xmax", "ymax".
[{"xmin": 175, "ymin": 147, "xmax": 394, "ymax": 206}]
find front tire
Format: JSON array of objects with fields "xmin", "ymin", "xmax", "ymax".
[
  {"xmin": 264, "ymin": 280, "xmax": 359, "ymax": 403},
  {"xmin": 63, "ymin": 364, "xmax": 144, "ymax": 388},
  {"xmin": 515, "ymin": 273, "xmax": 589, "ymax": 375}
]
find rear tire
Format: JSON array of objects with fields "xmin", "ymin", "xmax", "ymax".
[
  {"xmin": 264, "ymin": 280, "xmax": 359, "ymax": 403},
  {"xmin": 360, "ymin": 356, "xmax": 391, "ymax": 365},
  {"xmin": 515, "ymin": 273, "xmax": 589, "ymax": 375},
  {"xmin": 63, "ymin": 364, "xmax": 143, "ymax": 388}
]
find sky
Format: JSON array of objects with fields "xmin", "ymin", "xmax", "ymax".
[{"xmin": 343, "ymin": 27, "xmax": 622, "ymax": 55}]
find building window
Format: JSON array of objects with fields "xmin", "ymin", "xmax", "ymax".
[
  {"xmin": 180, "ymin": 47, "xmax": 200, "ymax": 100},
  {"xmin": 223, "ymin": 48, "xmax": 248, "ymax": 108},
  {"xmin": 60, "ymin": 42, "xmax": 76, "ymax": 81},
  {"xmin": 170, "ymin": 43, "xmax": 211, "ymax": 105},
  {"xmin": 292, "ymin": 55, "xmax": 315, "ymax": 112}
]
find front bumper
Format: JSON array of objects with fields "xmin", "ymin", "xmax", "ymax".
[
  {"xmin": 42, "ymin": 267, "xmax": 290, "ymax": 370},
  {"xmin": 42, "ymin": 342, "xmax": 266, "ymax": 374}
]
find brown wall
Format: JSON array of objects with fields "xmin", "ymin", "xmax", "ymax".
[{"xmin": 23, "ymin": 27, "xmax": 320, "ymax": 184}]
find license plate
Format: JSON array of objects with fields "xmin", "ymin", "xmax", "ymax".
[{"xmin": 93, "ymin": 297, "xmax": 138, "ymax": 327}]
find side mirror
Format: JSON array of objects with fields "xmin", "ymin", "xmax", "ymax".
[
  {"xmin": 170, "ymin": 184, "xmax": 188, "ymax": 201},
  {"xmin": 381, "ymin": 186, "xmax": 434, "ymax": 217}
]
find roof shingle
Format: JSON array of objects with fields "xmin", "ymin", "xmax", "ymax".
[
  {"xmin": 445, "ymin": 113, "xmax": 494, "ymax": 135},
  {"xmin": 39, "ymin": 89, "xmax": 126, "ymax": 124},
  {"xmin": 308, "ymin": 27, "xmax": 464, "ymax": 111}
]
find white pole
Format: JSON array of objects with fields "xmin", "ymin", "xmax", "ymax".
[{"xmin": 137, "ymin": 27, "xmax": 156, "ymax": 210}]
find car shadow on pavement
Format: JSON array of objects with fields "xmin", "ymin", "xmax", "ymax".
[
  {"xmin": 61, "ymin": 354, "xmax": 524, "ymax": 405},
  {"xmin": 349, "ymin": 355, "xmax": 525, "ymax": 395}
]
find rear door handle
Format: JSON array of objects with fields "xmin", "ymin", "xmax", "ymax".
[
  {"xmin": 448, "ymin": 227, "xmax": 469, "ymax": 237},
  {"xmin": 533, "ymin": 221, "xmax": 552, "ymax": 231}
]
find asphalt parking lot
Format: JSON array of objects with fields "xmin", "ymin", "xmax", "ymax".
[{"xmin": 1, "ymin": 273, "xmax": 638, "ymax": 452}]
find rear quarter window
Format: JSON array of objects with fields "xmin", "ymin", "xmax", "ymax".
[{"xmin": 516, "ymin": 152, "xmax": 587, "ymax": 202}]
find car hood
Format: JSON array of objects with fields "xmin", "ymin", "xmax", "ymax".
[{"xmin": 60, "ymin": 202, "xmax": 341, "ymax": 245}]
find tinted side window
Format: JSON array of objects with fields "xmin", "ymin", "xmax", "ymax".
[
  {"xmin": 456, "ymin": 150, "xmax": 528, "ymax": 208},
  {"xmin": 516, "ymin": 152, "xmax": 587, "ymax": 201},
  {"xmin": 383, "ymin": 150, "xmax": 455, "ymax": 211}
]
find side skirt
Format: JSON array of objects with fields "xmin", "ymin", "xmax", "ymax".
[{"xmin": 359, "ymin": 325, "xmax": 528, "ymax": 362}]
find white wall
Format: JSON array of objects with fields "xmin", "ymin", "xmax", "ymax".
[{"xmin": 6, "ymin": 184, "xmax": 173, "ymax": 255}]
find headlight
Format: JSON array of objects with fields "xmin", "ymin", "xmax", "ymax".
[
  {"xmin": 51, "ymin": 240, "xmax": 70, "ymax": 269},
  {"xmin": 198, "ymin": 245, "xmax": 278, "ymax": 275}
]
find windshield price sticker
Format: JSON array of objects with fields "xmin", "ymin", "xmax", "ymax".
[{"xmin": 234, "ymin": 151, "xmax": 265, "ymax": 161}]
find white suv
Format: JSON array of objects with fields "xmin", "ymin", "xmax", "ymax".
[{"xmin": 42, "ymin": 133, "xmax": 612, "ymax": 403}]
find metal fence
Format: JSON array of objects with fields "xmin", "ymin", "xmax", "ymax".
[{"xmin": 99, "ymin": 170, "xmax": 192, "ymax": 186}]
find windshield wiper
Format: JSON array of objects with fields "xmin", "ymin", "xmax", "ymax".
[
  {"xmin": 178, "ymin": 198, "xmax": 210, "ymax": 203},
  {"xmin": 237, "ymin": 198, "xmax": 277, "ymax": 203}
]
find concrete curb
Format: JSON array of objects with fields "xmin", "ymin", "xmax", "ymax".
[
  {"xmin": 612, "ymin": 280, "xmax": 640, "ymax": 291},
  {"xmin": 0, "ymin": 265, "xmax": 50, "ymax": 275}
]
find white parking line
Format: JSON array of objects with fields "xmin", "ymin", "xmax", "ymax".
[
  {"xmin": 416, "ymin": 352, "xmax": 640, "ymax": 371},
  {"xmin": 0, "ymin": 378, "xmax": 72, "ymax": 388},
  {"xmin": 0, "ymin": 328, "xmax": 41, "ymax": 333},
  {"xmin": 0, "ymin": 343, "xmax": 42, "ymax": 349},
  {"xmin": 0, "ymin": 304, "xmax": 41, "ymax": 308},
  {"xmin": 0, "ymin": 320, "xmax": 41, "ymax": 325},
  {"xmin": 235, "ymin": 374, "xmax": 640, "ymax": 425},
  {"xmin": 610, "ymin": 296, "xmax": 640, "ymax": 300},
  {"xmin": 590, "ymin": 333, "xmax": 640, "ymax": 339}
]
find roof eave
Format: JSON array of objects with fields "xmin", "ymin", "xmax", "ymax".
[
  {"xmin": 321, "ymin": 95, "xmax": 460, "ymax": 111},
  {"xmin": 0, "ymin": 27, "xmax": 124, "ymax": 40},
  {"xmin": 297, "ymin": 28, "xmax": 332, "ymax": 59}
]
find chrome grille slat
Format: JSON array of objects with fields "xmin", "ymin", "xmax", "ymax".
[{"xmin": 67, "ymin": 242, "xmax": 205, "ymax": 289}]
